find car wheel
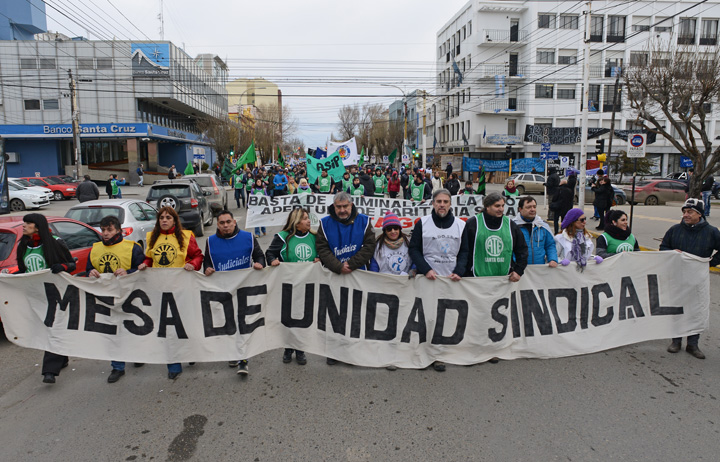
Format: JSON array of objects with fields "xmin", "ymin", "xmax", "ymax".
[
  {"xmin": 157, "ymin": 194, "xmax": 180, "ymax": 210},
  {"xmin": 715, "ymin": 191, "xmax": 720, "ymax": 200},
  {"xmin": 193, "ymin": 222, "xmax": 204, "ymax": 237},
  {"xmin": 614, "ymin": 194, "xmax": 625, "ymax": 206},
  {"xmin": 644, "ymin": 195, "xmax": 659, "ymax": 206},
  {"xmin": 204, "ymin": 211, "xmax": 214, "ymax": 227},
  {"xmin": 53, "ymin": 191, "xmax": 64, "ymax": 201},
  {"xmin": 516, "ymin": 185, "xmax": 525, "ymax": 195},
  {"xmin": 9, "ymin": 198, "xmax": 26, "ymax": 212}
]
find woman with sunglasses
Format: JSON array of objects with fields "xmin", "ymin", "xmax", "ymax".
[{"xmin": 554, "ymin": 208, "xmax": 603, "ymax": 272}]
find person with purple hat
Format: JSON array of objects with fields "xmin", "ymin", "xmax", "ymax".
[
  {"xmin": 369, "ymin": 212, "xmax": 414, "ymax": 276},
  {"xmin": 554, "ymin": 208, "xmax": 603, "ymax": 272}
]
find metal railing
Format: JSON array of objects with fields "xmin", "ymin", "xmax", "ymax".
[{"xmin": 482, "ymin": 29, "xmax": 528, "ymax": 43}]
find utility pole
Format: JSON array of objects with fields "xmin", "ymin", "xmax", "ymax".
[
  {"xmin": 422, "ymin": 91, "xmax": 427, "ymax": 170},
  {"xmin": 607, "ymin": 73, "xmax": 622, "ymax": 175},
  {"xmin": 578, "ymin": 1, "xmax": 592, "ymax": 208},
  {"xmin": 68, "ymin": 70, "xmax": 82, "ymax": 179}
]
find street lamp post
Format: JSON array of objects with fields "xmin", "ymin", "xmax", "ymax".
[{"xmin": 381, "ymin": 83, "xmax": 408, "ymax": 168}]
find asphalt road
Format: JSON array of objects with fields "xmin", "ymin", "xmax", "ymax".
[{"xmin": 1, "ymin": 186, "xmax": 719, "ymax": 461}]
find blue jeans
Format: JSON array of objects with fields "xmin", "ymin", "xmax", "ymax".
[
  {"xmin": 702, "ymin": 190, "xmax": 711, "ymax": 216},
  {"xmin": 254, "ymin": 227, "xmax": 266, "ymax": 236},
  {"xmin": 111, "ymin": 360, "xmax": 125, "ymax": 371},
  {"xmin": 167, "ymin": 363, "xmax": 182, "ymax": 373},
  {"xmin": 672, "ymin": 334, "xmax": 699, "ymax": 346},
  {"xmin": 234, "ymin": 188, "xmax": 245, "ymax": 208},
  {"xmin": 593, "ymin": 205, "xmax": 599, "ymax": 219}
]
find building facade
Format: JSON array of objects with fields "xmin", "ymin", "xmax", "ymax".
[{"xmin": 436, "ymin": 0, "xmax": 720, "ymax": 177}]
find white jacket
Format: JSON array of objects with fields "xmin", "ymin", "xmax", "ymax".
[{"xmin": 554, "ymin": 231, "xmax": 595, "ymax": 261}]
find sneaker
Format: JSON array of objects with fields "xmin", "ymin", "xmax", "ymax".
[
  {"xmin": 296, "ymin": 352, "xmax": 307, "ymax": 365},
  {"xmin": 107, "ymin": 369, "xmax": 125, "ymax": 383},
  {"xmin": 283, "ymin": 350, "xmax": 293, "ymax": 363},
  {"xmin": 432, "ymin": 361, "xmax": 446, "ymax": 372},
  {"xmin": 133, "ymin": 363, "xmax": 145, "ymax": 368},
  {"xmin": 686, "ymin": 345, "xmax": 706, "ymax": 359},
  {"xmin": 228, "ymin": 361, "xmax": 239, "ymax": 367},
  {"xmin": 667, "ymin": 342, "xmax": 681, "ymax": 353},
  {"xmin": 168, "ymin": 371, "xmax": 182, "ymax": 380},
  {"xmin": 237, "ymin": 360, "xmax": 249, "ymax": 375}
]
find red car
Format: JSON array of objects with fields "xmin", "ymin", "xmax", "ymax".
[
  {"xmin": 20, "ymin": 176, "xmax": 77, "ymax": 201},
  {"xmin": 0, "ymin": 216, "xmax": 101, "ymax": 275}
]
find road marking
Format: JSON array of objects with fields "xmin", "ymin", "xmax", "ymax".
[{"xmin": 629, "ymin": 214, "xmax": 679, "ymax": 224}]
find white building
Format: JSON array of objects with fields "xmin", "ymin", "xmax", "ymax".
[{"xmin": 436, "ymin": 0, "xmax": 720, "ymax": 177}]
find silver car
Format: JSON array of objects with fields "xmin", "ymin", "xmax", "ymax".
[
  {"xmin": 64, "ymin": 199, "xmax": 158, "ymax": 250},
  {"xmin": 9, "ymin": 178, "xmax": 54, "ymax": 202},
  {"xmin": 182, "ymin": 173, "xmax": 228, "ymax": 214}
]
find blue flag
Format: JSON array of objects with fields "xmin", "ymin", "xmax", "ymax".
[{"xmin": 314, "ymin": 148, "xmax": 327, "ymax": 159}]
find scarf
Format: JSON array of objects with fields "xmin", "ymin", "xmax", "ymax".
[
  {"xmin": 570, "ymin": 230, "xmax": 587, "ymax": 272},
  {"xmin": 102, "ymin": 232, "xmax": 123, "ymax": 246},
  {"xmin": 604, "ymin": 223, "xmax": 631, "ymax": 240},
  {"xmin": 384, "ymin": 236, "xmax": 404, "ymax": 250},
  {"xmin": 30, "ymin": 233, "xmax": 42, "ymax": 247},
  {"xmin": 505, "ymin": 185, "xmax": 517, "ymax": 194}
]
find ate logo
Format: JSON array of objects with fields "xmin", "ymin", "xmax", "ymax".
[
  {"xmin": 616, "ymin": 242, "xmax": 634, "ymax": 253},
  {"xmin": 153, "ymin": 243, "xmax": 177, "ymax": 267},
  {"xmin": 295, "ymin": 243, "xmax": 313, "ymax": 261},
  {"xmin": 99, "ymin": 253, "xmax": 121, "ymax": 273},
  {"xmin": 485, "ymin": 235, "xmax": 504, "ymax": 257},
  {"xmin": 25, "ymin": 253, "xmax": 46, "ymax": 272}
]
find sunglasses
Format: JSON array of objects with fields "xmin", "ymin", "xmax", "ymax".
[
  {"xmin": 385, "ymin": 226, "xmax": 402, "ymax": 232},
  {"xmin": 578, "ymin": 218, "xmax": 587, "ymax": 222}
]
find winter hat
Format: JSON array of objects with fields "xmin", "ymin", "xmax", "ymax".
[
  {"xmin": 561, "ymin": 208, "xmax": 585, "ymax": 229},
  {"xmin": 682, "ymin": 198, "xmax": 705, "ymax": 217},
  {"xmin": 382, "ymin": 212, "xmax": 402, "ymax": 230}
]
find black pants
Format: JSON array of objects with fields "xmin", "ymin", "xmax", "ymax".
[
  {"xmin": 553, "ymin": 210, "xmax": 567, "ymax": 235},
  {"xmin": 389, "ymin": 191, "xmax": 398, "ymax": 198},
  {"xmin": 597, "ymin": 206, "xmax": 609, "ymax": 229},
  {"xmin": 42, "ymin": 351, "xmax": 68, "ymax": 376}
]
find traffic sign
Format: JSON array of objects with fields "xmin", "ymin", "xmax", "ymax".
[
  {"xmin": 541, "ymin": 143, "xmax": 551, "ymax": 152},
  {"xmin": 540, "ymin": 151, "xmax": 559, "ymax": 160},
  {"xmin": 627, "ymin": 134, "xmax": 646, "ymax": 158},
  {"xmin": 560, "ymin": 156, "xmax": 570, "ymax": 168}
]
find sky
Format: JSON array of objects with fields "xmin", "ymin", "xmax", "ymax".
[{"xmin": 45, "ymin": 0, "xmax": 471, "ymax": 149}]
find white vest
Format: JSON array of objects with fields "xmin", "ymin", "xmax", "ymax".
[
  {"xmin": 421, "ymin": 214, "xmax": 465, "ymax": 276},
  {"xmin": 373, "ymin": 242, "xmax": 412, "ymax": 275}
]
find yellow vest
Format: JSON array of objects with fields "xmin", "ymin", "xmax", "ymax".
[
  {"xmin": 145, "ymin": 230, "xmax": 192, "ymax": 268},
  {"xmin": 90, "ymin": 239, "xmax": 138, "ymax": 273}
]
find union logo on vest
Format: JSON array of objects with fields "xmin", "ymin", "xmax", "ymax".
[
  {"xmin": 154, "ymin": 243, "xmax": 177, "ymax": 266},
  {"xmin": 616, "ymin": 242, "xmax": 634, "ymax": 253},
  {"xmin": 25, "ymin": 253, "xmax": 46, "ymax": 272},
  {"xmin": 99, "ymin": 253, "xmax": 121, "ymax": 273},
  {"xmin": 295, "ymin": 243, "xmax": 314, "ymax": 261},
  {"xmin": 485, "ymin": 235, "xmax": 504, "ymax": 257}
]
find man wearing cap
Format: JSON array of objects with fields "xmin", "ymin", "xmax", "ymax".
[{"xmin": 660, "ymin": 198, "xmax": 720, "ymax": 359}]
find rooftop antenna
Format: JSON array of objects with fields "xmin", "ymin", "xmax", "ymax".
[{"xmin": 158, "ymin": 0, "xmax": 164, "ymax": 40}]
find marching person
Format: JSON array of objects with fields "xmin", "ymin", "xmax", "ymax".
[
  {"xmin": 461, "ymin": 180, "xmax": 475, "ymax": 195},
  {"xmin": 408, "ymin": 189, "xmax": 465, "ymax": 372},
  {"xmin": 76, "ymin": 174, "xmax": 100, "ymax": 202},
  {"xmin": 369, "ymin": 211, "xmax": 414, "ymax": 276},
  {"xmin": 314, "ymin": 169, "xmax": 334, "ymax": 194},
  {"xmin": 266, "ymin": 208, "xmax": 318, "ymax": 366},
  {"xmin": 544, "ymin": 167, "xmax": 560, "ymax": 220},
  {"xmin": 445, "ymin": 173, "xmax": 460, "ymax": 196},
  {"xmin": 250, "ymin": 178, "xmax": 267, "ymax": 237},
  {"xmin": 295, "ymin": 178, "xmax": 313, "ymax": 194},
  {"xmin": 660, "ymin": 198, "xmax": 720, "ymax": 359},
  {"xmin": 503, "ymin": 179, "xmax": 519, "ymax": 198},
  {"xmin": 7, "ymin": 214, "xmax": 76, "ymax": 384},
  {"xmin": 702, "ymin": 173, "xmax": 714, "ymax": 217},
  {"xmin": 596, "ymin": 210, "xmax": 640, "ymax": 258},
  {"xmin": 273, "ymin": 169, "xmax": 289, "ymax": 197},
  {"xmin": 316, "ymin": 192, "xmax": 375, "ymax": 365},
  {"xmin": 372, "ymin": 167, "xmax": 387, "ymax": 197},
  {"xmin": 203, "ymin": 210, "xmax": 265, "ymax": 374},
  {"xmin": 388, "ymin": 172, "xmax": 401, "ymax": 198},
  {"xmin": 410, "ymin": 173, "xmax": 431, "ymax": 202},
  {"xmin": 592, "ymin": 176, "xmax": 614, "ymax": 230},
  {"xmin": 347, "ymin": 176, "xmax": 364, "ymax": 196},
  {"xmin": 554, "ymin": 208, "xmax": 603, "ymax": 271},
  {"xmin": 86, "ymin": 215, "xmax": 145, "ymax": 383},
  {"xmin": 138, "ymin": 207, "xmax": 203, "ymax": 379},
  {"xmin": 512, "ymin": 196, "xmax": 558, "ymax": 267},
  {"xmin": 431, "ymin": 171, "xmax": 443, "ymax": 192},
  {"xmin": 340, "ymin": 171, "xmax": 353, "ymax": 194},
  {"xmin": 233, "ymin": 168, "xmax": 246, "ymax": 208}
]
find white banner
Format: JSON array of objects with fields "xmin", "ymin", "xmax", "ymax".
[
  {"xmin": 0, "ymin": 252, "xmax": 709, "ymax": 368},
  {"xmin": 327, "ymin": 137, "xmax": 359, "ymax": 166},
  {"xmin": 246, "ymin": 194, "xmax": 517, "ymax": 228}
]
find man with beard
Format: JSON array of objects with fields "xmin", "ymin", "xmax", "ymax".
[{"xmin": 87, "ymin": 215, "xmax": 146, "ymax": 383}]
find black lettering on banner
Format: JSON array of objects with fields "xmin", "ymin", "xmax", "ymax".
[
  {"xmin": 317, "ymin": 285, "xmax": 348, "ymax": 334},
  {"xmin": 401, "ymin": 297, "xmax": 427, "ymax": 343},
  {"xmin": 281, "ymin": 283, "xmax": 314, "ymax": 329},
  {"xmin": 237, "ymin": 285, "xmax": 267, "ymax": 335},
  {"xmin": 84, "ymin": 293, "xmax": 117, "ymax": 335},
  {"xmin": 350, "ymin": 289, "xmax": 363, "ymax": 338},
  {"xmin": 580, "ymin": 287, "xmax": 589, "ymax": 329},
  {"xmin": 431, "ymin": 299, "xmax": 468, "ymax": 345},
  {"xmin": 365, "ymin": 293, "xmax": 399, "ymax": 341},
  {"xmin": 488, "ymin": 297, "xmax": 509, "ymax": 342},
  {"xmin": 158, "ymin": 292, "xmax": 188, "ymax": 339},
  {"xmin": 510, "ymin": 291, "xmax": 521, "ymax": 338},
  {"xmin": 43, "ymin": 283, "xmax": 80, "ymax": 329},
  {"xmin": 200, "ymin": 291, "xmax": 237, "ymax": 337},
  {"xmin": 648, "ymin": 274, "xmax": 683, "ymax": 316},
  {"xmin": 520, "ymin": 290, "xmax": 553, "ymax": 336},
  {"xmin": 591, "ymin": 283, "xmax": 614, "ymax": 327},
  {"xmin": 121, "ymin": 289, "xmax": 154, "ymax": 336},
  {"xmin": 547, "ymin": 288, "xmax": 578, "ymax": 334},
  {"xmin": 618, "ymin": 276, "xmax": 645, "ymax": 320}
]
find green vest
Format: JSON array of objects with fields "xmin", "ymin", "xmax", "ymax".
[
  {"xmin": 23, "ymin": 245, "xmax": 49, "ymax": 273},
  {"xmin": 251, "ymin": 187, "xmax": 264, "ymax": 196},
  {"xmin": 297, "ymin": 187, "xmax": 312, "ymax": 195},
  {"xmin": 410, "ymin": 183, "xmax": 425, "ymax": 201},
  {"xmin": 602, "ymin": 232, "xmax": 636, "ymax": 254},
  {"xmin": 505, "ymin": 189, "xmax": 519, "ymax": 197},
  {"xmin": 111, "ymin": 179, "xmax": 118, "ymax": 195},
  {"xmin": 342, "ymin": 178, "xmax": 353, "ymax": 192},
  {"xmin": 234, "ymin": 173, "xmax": 244, "ymax": 189},
  {"xmin": 318, "ymin": 176, "xmax": 331, "ymax": 193},
  {"xmin": 373, "ymin": 175, "xmax": 386, "ymax": 195},
  {"xmin": 278, "ymin": 231, "xmax": 317, "ymax": 262},
  {"xmin": 350, "ymin": 185, "xmax": 364, "ymax": 196},
  {"xmin": 463, "ymin": 189, "xmax": 474, "ymax": 195},
  {"xmin": 473, "ymin": 214, "xmax": 513, "ymax": 277}
]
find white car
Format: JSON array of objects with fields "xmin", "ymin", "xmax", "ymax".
[
  {"xmin": 8, "ymin": 184, "xmax": 50, "ymax": 211},
  {"xmin": 9, "ymin": 178, "xmax": 54, "ymax": 202}
]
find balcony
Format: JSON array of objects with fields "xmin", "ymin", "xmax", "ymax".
[
  {"xmin": 678, "ymin": 34, "xmax": 696, "ymax": 45},
  {"xmin": 606, "ymin": 34, "xmax": 626, "ymax": 43},
  {"xmin": 478, "ymin": 64, "xmax": 528, "ymax": 78},
  {"xmin": 480, "ymin": 98, "xmax": 526, "ymax": 114},
  {"xmin": 700, "ymin": 36, "xmax": 718, "ymax": 45},
  {"xmin": 481, "ymin": 29, "xmax": 528, "ymax": 44}
]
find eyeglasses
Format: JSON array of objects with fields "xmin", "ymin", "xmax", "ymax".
[{"xmin": 578, "ymin": 218, "xmax": 587, "ymax": 222}]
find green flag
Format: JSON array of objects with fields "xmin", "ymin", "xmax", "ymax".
[
  {"xmin": 220, "ymin": 157, "xmax": 233, "ymax": 179},
  {"xmin": 388, "ymin": 148, "xmax": 397, "ymax": 164},
  {"xmin": 278, "ymin": 147, "xmax": 285, "ymax": 168},
  {"xmin": 184, "ymin": 162, "xmax": 194, "ymax": 176},
  {"xmin": 306, "ymin": 150, "xmax": 346, "ymax": 184},
  {"xmin": 358, "ymin": 147, "xmax": 365, "ymax": 167},
  {"xmin": 233, "ymin": 142, "xmax": 256, "ymax": 173}
]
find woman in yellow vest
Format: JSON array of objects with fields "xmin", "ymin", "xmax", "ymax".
[
  {"xmin": 138, "ymin": 206, "xmax": 203, "ymax": 379},
  {"xmin": 596, "ymin": 210, "xmax": 640, "ymax": 258}
]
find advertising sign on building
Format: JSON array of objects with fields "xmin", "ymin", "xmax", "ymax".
[{"xmin": 131, "ymin": 43, "xmax": 170, "ymax": 77}]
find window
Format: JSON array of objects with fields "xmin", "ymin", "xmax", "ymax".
[
  {"xmin": 700, "ymin": 19, "xmax": 718, "ymax": 45},
  {"xmin": 630, "ymin": 52, "xmax": 648, "ymax": 66},
  {"xmin": 655, "ymin": 17, "xmax": 672, "ymax": 33},
  {"xmin": 603, "ymin": 85, "xmax": 622, "ymax": 112},
  {"xmin": 50, "ymin": 222, "xmax": 101, "ymax": 250},
  {"xmin": 462, "ymin": 26, "xmax": 466, "ymax": 40},
  {"xmin": 96, "ymin": 58, "xmax": 113, "ymax": 69},
  {"xmin": 507, "ymin": 119, "xmax": 516, "ymax": 136},
  {"xmin": 20, "ymin": 58, "xmax": 36, "ymax": 69},
  {"xmin": 559, "ymin": 15, "xmax": 579, "ymax": 29},
  {"xmin": 583, "ymin": 84, "xmax": 601, "ymax": 111},
  {"xmin": 39, "ymin": 58, "xmax": 56, "ymax": 69},
  {"xmin": 78, "ymin": 58, "xmax": 94, "ymax": 70},
  {"xmin": 535, "ymin": 84, "xmax": 554, "ymax": 99},
  {"xmin": 24, "ymin": 99, "xmax": 40, "ymax": 110},
  {"xmin": 590, "ymin": 16, "xmax": 604, "ymax": 42},
  {"xmin": 43, "ymin": 99, "xmax": 59, "ymax": 110},
  {"xmin": 559, "ymin": 55, "xmax": 577, "ymax": 65},
  {"xmin": 607, "ymin": 16, "xmax": 626, "ymax": 42},
  {"xmin": 632, "ymin": 24, "xmax": 650, "ymax": 32},
  {"xmin": 678, "ymin": 18, "xmax": 697, "ymax": 44},
  {"xmin": 537, "ymin": 50, "xmax": 555, "ymax": 64},
  {"xmin": 468, "ymin": 21, "xmax": 472, "ymax": 36},
  {"xmin": 557, "ymin": 88, "xmax": 576, "ymax": 99},
  {"xmin": 539, "ymin": 14, "xmax": 556, "ymax": 29},
  {"xmin": 605, "ymin": 58, "xmax": 623, "ymax": 77}
]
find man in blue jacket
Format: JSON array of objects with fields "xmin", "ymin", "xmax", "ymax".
[
  {"xmin": 273, "ymin": 169, "xmax": 289, "ymax": 196},
  {"xmin": 512, "ymin": 196, "xmax": 558, "ymax": 267}
]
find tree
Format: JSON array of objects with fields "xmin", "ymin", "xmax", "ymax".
[
  {"xmin": 336, "ymin": 104, "xmax": 360, "ymax": 141},
  {"xmin": 253, "ymin": 104, "xmax": 298, "ymax": 164},
  {"xmin": 607, "ymin": 150, "xmax": 654, "ymax": 184},
  {"xmin": 624, "ymin": 42, "xmax": 720, "ymax": 197},
  {"xmin": 197, "ymin": 118, "xmax": 240, "ymax": 166}
]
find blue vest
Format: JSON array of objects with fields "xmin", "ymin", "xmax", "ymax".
[
  {"xmin": 320, "ymin": 213, "xmax": 370, "ymax": 270},
  {"xmin": 207, "ymin": 230, "xmax": 254, "ymax": 271}
]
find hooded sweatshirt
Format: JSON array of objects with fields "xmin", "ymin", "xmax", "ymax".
[{"xmin": 512, "ymin": 214, "xmax": 558, "ymax": 265}]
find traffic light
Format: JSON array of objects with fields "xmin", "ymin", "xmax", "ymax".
[
  {"xmin": 595, "ymin": 139, "xmax": 605, "ymax": 155},
  {"xmin": 412, "ymin": 149, "xmax": 418, "ymax": 158},
  {"xmin": 505, "ymin": 145, "xmax": 512, "ymax": 156}
]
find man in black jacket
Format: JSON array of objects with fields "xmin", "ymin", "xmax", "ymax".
[
  {"xmin": 544, "ymin": 168, "xmax": 560, "ymax": 220},
  {"xmin": 701, "ymin": 174, "xmax": 715, "ymax": 217},
  {"xmin": 358, "ymin": 169, "xmax": 375, "ymax": 197},
  {"xmin": 76, "ymin": 175, "xmax": 99, "ymax": 202}
]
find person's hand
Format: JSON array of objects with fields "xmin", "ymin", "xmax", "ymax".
[
  {"xmin": 137, "ymin": 263, "xmax": 147, "ymax": 271},
  {"xmin": 50, "ymin": 264, "xmax": 65, "ymax": 274},
  {"xmin": 204, "ymin": 267, "xmax": 215, "ymax": 276},
  {"xmin": 340, "ymin": 262, "xmax": 352, "ymax": 274},
  {"xmin": 183, "ymin": 263, "xmax": 195, "ymax": 271},
  {"xmin": 270, "ymin": 259, "xmax": 280, "ymax": 267},
  {"xmin": 509, "ymin": 271, "xmax": 521, "ymax": 282},
  {"xmin": 253, "ymin": 262, "xmax": 263, "ymax": 270},
  {"xmin": 114, "ymin": 268, "xmax": 127, "ymax": 276},
  {"xmin": 548, "ymin": 261, "xmax": 558, "ymax": 268},
  {"xmin": 313, "ymin": 258, "xmax": 320, "ymax": 263},
  {"xmin": 594, "ymin": 256, "xmax": 604, "ymax": 264},
  {"xmin": 449, "ymin": 273, "xmax": 462, "ymax": 282},
  {"xmin": 560, "ymin": 259, "xmax": 570, "ymax": 266},
  {"xmin": 425, "ymin": 269, "xmax": 437, "ymax": 280}
]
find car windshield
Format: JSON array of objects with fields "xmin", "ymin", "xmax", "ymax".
[
  {"xmin": 191, "ymin": 177, "xmax": 214, "ymax": 188},
  {"xmin": 148, "ymin": 186, "xmax": 191, "ymax": 199},
  {"xmin": 0, "ymin": 231, "xmax": 16, "ymax": 262},
  {"xmin": 43, "ymin": 177, "xmax": 64, "ymax": 185},
  {"xmin": 65, "ymin": 207, "xmax": 125, "ymax": 226},
  {"xmin": 13, "ymin": 179, "xmax": 33, "ymax": 187}
]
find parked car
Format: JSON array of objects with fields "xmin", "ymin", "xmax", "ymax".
[
  {"xmin": 9, "ymin": 178, "xmax": 54, "ymax": 202},
  {"xmin": 182, "ymin": 173, "xmax": 228, "ymax": 213},
  {"xmin": 47, "ymin": 175, "xmax": 81, "ymax": 185},
  {"xmin": 666, "ymin": 172, "xmax": 690, "ymax": 181},
  {"xmin": 0, "ymin": 216, "xmax": 101, "ymax": 274},
  {"xmin": 622, "ymin": 179, "xmax": 688, "ymax": 205},
  {"xmin": 20, "ymin": 176, "xmax": 77, "ymax": 200},
  {"xmin": 8, "ymin": 184, "xmax": 50, "ymax": 211},
  {"xmin": 507, "ymin": 173, "xmax": 546, "ymax": 195},
  {"xmin": 572, "ymin": 179, "xmax": 627, "ymax": 205},
  {"xmin": 145, "ymin": 179, "xmax": 213, "ymax": 236},
  {"xmin": 713, "ymin": 181, "xmax": 719, "ymax": 200},
  {"xmin": 65, "ymin": 199, "xmax": 158, "ymax": 250}
]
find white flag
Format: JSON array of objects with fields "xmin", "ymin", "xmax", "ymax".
[{"xmin": 327, "ymin": 137, "xmax": 359, "ymax": 166}]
